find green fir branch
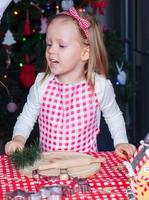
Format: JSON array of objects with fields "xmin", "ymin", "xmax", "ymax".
[{"xmin": 10, "ymin": 140, "xmax": 41, "ymax": 169}]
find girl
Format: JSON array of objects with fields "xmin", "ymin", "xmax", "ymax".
[
  {"xmin": 5, "ymin": 7, "xmax": 136, "ymax": 158},
  {"xmin": 0, "ymin": 0, "xmax": 12, "ymax": 22}
]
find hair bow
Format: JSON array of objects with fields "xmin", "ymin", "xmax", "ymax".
[{"xmin": 62, "ymin": 7, "xmax": 90, "ymax": 38}]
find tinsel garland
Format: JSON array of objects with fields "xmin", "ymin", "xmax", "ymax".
[{"xmin": 10, "ymin": 141, "xmax": 41, "ymax": 169}]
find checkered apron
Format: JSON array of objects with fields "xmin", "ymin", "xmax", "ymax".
[{"xmin": 38, "ymin": 76, "xmax": 99, "ymax": 152}]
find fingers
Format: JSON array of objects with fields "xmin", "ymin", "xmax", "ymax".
[
  {"xmin": 115, "ymin": 143, "xmax": 136, "ymax": 159},
  {"xmin": 126, "ymin": 144, "xmax": 136, "ymax": 157},
  {"xmin": 115, "ymin": 148, "xmax": 128, "ymax": 159},
  {"xmin": 5, "ymin": 142, "xmax": 12, "ymax": 155},
  {"xmin": 5, "ymin": 141, "xmax": 24, "ymax": 155}
]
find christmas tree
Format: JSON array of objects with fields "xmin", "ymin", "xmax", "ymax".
[{"xmin": 0, "ymin": 0, "xmax": 134, "ymax": 142}]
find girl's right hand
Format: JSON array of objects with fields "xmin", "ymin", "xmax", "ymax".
[{"xmin": 5, "ymin": 140, "xmax": 25, "ymax": 155}]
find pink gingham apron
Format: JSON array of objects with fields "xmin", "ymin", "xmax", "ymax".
[{"xmin": 38, "ymin": 75, "xmax": 99, "ymax": 152}]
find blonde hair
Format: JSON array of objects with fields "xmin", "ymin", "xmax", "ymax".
[{"xmin": 42, "ymin": 10, "xmax": 109, "ymax": 87}]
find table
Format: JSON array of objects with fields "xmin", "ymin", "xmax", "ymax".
[{"xmin": 0, "ymin": 151, "xmax": 130, "ymax": 199}]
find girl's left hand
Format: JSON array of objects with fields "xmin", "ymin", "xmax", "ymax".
[{"xmin": 115, "ymin": 143, "xmax": 136, "ymax": 159}]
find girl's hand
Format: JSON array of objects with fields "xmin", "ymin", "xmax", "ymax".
[
  {"xmin": 5, "ymin": 140, "xmax": 24, "ymax": 155},
  {"xmin": 115, "ymin": 143, "xmax": 136, "ymax": 159}
]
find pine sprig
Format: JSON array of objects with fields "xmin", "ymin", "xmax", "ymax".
[{"xmin": 10, "ymin": 141, "xmax": 41, "ymax": 169}]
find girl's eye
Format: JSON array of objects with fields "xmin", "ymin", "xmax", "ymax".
[
  {"xmin": 46, "ymin": 43, "xmax": 52, "ymax": 47},
  {"xmin": 59, "ymin": 44, "xmax": 66, "ymax": 48}
]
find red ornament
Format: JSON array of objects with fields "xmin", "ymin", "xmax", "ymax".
[
  {"xmin": 19, "ymin": 54, "xmax": 36, "ymax": 87},
  {"xmin": 23, "ymin": 10, "xmax": 31, "ymax": 36},
  {"xmin": 93, "ymin": 0, "xmax": 107, "ymax": 16}
]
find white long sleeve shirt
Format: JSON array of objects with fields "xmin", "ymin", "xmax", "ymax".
[
  {"xmin": 13, "ymin": 72, "xmax": 128, "ymax": 147},
  {"xmin": 0, "ymin": 0, "xmax": 12, "ymax": 22}
]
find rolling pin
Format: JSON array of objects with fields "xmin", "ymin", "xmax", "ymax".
[{"xmin": 38, "ymin": 156, "xmax": 106, "ymax": 171}]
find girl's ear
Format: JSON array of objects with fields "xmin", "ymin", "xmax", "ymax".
[{"xmin": 81, "ymin": 45, "xmax": 90, "ymax": 62}]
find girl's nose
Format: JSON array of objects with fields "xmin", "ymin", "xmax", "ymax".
[{"xmin": 47, "ymin": 45, "xmax": 56, "ymax": 54}]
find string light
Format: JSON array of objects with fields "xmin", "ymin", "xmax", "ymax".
[
  {"xmin": 13, "ymin": 10, "xmax": 19, "ymax": 15},
  {"xmin": 116, "ymin": 81, "xmax": 120, "ymax": 85},
  {"xmin": 47, "ymin": 4, "xmax": 51, "ymax": 10},
  {"xmin": 19, "ymin": 62, "xmax": 23, "ymax": 67},
  {"xmin": 22, "ymin": 37, "xmax": 27, "ymax": 42},
  {"xmin": 39, "ymin": 34, "xmax": 44, "ymax": 40},
  {"xmin": 79, "ymin": 8, "xmax": 83, "ymax": 13}
]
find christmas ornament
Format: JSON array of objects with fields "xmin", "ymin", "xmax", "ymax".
[
  {"xmin": 93, "ymin": 0, "xmax": 107, "ymax": 16},
  {"xmin": 0, "ymin": 80, "xmax": 17, "ymax": 112},
  {"xmin": 56, "ymin": 5, "xmax": 60, "ymax": 14},
  {"xmin": 19, "ymin": 54, "xmax": 36, "ymax": 87},
  {"xmin": 23, "ymin": 10, "xmax": 31, "ymax": 36},
  {"xmin": 2, "ymin": 29, "xmax": 16, "ymax": 46},
  {"xmin": 116, "ymin": 62, "xmax": 127, "ymax": 85},
  {"xmin": 13, "ymin": 0, "xmax": 21, "ymax": 3},
  {"xmin": 6, "ymin": 101, "xmax": 17, "ymax": 112},
  {"xmin": 117, "ymin": 71, "xmax": 127, "ymax": 85},
  {"xmin": 0, "ymin": 0, "xmax": 12, "ymax": 22},
  {"xmin": 40, "ymin": 17, "xmax": 48, "ymax": 34},
  {"xmin": 61, "ymin": 0, "xmax": 74, "ymax": 11}
]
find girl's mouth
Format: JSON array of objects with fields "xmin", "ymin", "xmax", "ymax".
[
  {"xmin": 50, "ymin": 59, "xmax": 59, "ymax": 64},
  {"xmin": 49, "ymin": 59, "xmax": 59, "ymax": 68}
]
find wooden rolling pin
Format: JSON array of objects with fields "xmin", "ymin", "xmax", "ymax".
[{"xmin": 38, "ymin": 156, "xmax": 106, "ymax": 171}]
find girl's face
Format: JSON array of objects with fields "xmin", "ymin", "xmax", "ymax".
[{"xmin": 45, "ymin": 17, "xmax": 89, "ymax": 83}]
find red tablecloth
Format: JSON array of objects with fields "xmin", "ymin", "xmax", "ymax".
[{"xmin": 0, "ymin": 151, "xmax": 130, "ymax": 199}]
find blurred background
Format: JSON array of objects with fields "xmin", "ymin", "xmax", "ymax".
[{"xmin": 0, "ymin": 0, "xmax": 149, "ymax": 153}]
